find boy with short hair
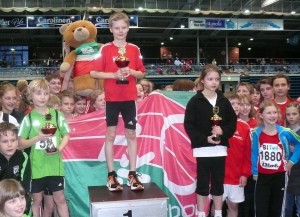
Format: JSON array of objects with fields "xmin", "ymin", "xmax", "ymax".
[
  {"xmin": 18, "ymin": 78, "xmax": 70, "ymax": 217},
  {"xmin": 0, "ymin": 122, "xmax": 31, "ymax": 214},
  {"xmin": 90, "ymin": 12, "xmax": 145, "ymax": 191},
  {"xmin": 0, "ymin": 122, "xmax": 28, "ymax": 182},
  {"xmin": 272, "ymin": 73, "xmax": 292, "ymax": 126},
  {"xmin": 59, "ymin": 90, "xmax": 75, "ymax": 119},
  {"xmin": 223, "ymin": 93, "xmax": 251, "ymax": 217},
  {"xmin": 257, "ymin": 76, "xmax": 274, "ymax": 101}
]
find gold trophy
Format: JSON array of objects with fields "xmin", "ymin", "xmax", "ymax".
[
  {"xmin": 210, "ymin": 106, "xmax": 222, "ymax": 142},
  {"xmin": 115, "ymin": 47, "xmax": 130, "ymax": 84},
  {"xmin": 41, "ymin": 113, "xmax": 57, "ymax": 153}
]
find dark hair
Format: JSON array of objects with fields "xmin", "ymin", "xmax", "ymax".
[
  {"xmin": 74, "ymin": 94, "xmax": 86, "ymax": 103},
  {"xmin": 45, "ymin": 72, "xmax": 61, "ymax": 82},
  {"xmin": 271, "ymin": 73, "xmax": 290, "ymax": 86},
  {"xmin": 257, "ymin": 76, "xmax": 272, "ymax": 89},
  {"xmin": 0, "ymin": 122, "xmax": 18, "ymax": 139},
  {"xmin": 172, "ymin": 79, "xmax": 195, "ymax": 91}
]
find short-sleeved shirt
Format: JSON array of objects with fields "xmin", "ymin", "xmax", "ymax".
[
  {"xmin": 18, "ymin": 108, "xmax": 70, "ymax": 179},
  {"xmin": 94, "ymin": 42, "xmax": 145, "ymax": 102}
]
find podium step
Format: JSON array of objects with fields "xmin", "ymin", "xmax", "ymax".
[{"xmin": 89, "ymin": 182, "xmax": 169, "ymax": 217}]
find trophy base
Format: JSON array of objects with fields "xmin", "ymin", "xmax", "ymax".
[
  {"xmin": 116, "ymin": 79, "xmax": 129, "ymax": 85},
  {"xmin": 212, "ymin": 136, "xmax": 221, "ymax": 142},
  {"xmin": 46, "ymin": 148, "xmax": 57, "ymax": 153}
]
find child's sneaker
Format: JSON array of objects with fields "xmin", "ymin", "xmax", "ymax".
[
  {"xmin": 107, "ymin": 171, "xmax": 123, "ymax": 191},
  {"xmin": 127, "ymin": 171, "xmax": 144, "ymax": 191}
]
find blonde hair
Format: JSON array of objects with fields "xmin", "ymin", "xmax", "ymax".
[
  {"xmin": 0, "ymin": 179, "xmax": 25, "ymax": 212},
  {"xmin": 89, "ymin": 90, "xmax": 104, "ymax": 105},
  {"xmin": 16, "ymin": 80, "xmax": 28, "ymax": 93},
  {"xmin": 258, "ymin": 100, "xmax": 280, "ymax": 125},
  {"xmin": 47, "ymin": 95, "xmax": 61, "ymax": 108},
  {"xmin": 0, "ymin": 83, "xmax": 17, "ymax": 99},
  {"xmin": 239, "ymin": 94, "xmax": 256, "ymax": 118},
  {"xmin": 27, "ymin": 78, "xmax": 50, "ymax": 96},
  {"xmin": 59, "ymin": 90, "xmax": 75, "ymax": 102},
  {"xmin": 109, "ymin": 12, "xmax": 130, "ymax": 28}
]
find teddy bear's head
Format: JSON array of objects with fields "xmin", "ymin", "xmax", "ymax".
[{"xmin": 60, "ymin": 20, "xmax": 97, "ymax": 48}]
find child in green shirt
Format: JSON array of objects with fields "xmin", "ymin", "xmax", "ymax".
[{"xmin": 18, "ymin": 78, "xmax": 70, "ymax": 217}]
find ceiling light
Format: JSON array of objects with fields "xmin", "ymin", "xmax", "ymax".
[
  {"xmin": 195, "ymin": 8, "xmax": 200, "ymax": 12},
  {"xmin": 170, "ymin": 37, "xmax": 173, "ymax": 40},
  {"xmin": 180, "ymin": 25, "xmax": 185, "ymax": 28},
  {"xmin": 238, "ymin": 42, "xmax": 241, "ymax": 46},
  {"xmin": 250, "ymin": 38, "xmax": 254, "ymax": 41},
  {"xmin": 291, "ymin": 11, "xmax": 296, "ymax": 14},
  {"xmin": 244, "ymin": 9, "xmax": 250, "ymax": 14},
  {"xmin": 262, "ymin": 0, "xmax": 280, "ymax": 8},
  {"xmin": 161, "ymin": 42, "xmax": 164, "ymax": 45},
  {"xmin": 248, "ymin": 47, "xmax": 252, "ymax": 51},
  {"xmin": 10, "ymin": 48, "xmax": 15, "ymax": 51},
  {"xmin": 138, "ymin": 7, "xmax": 143, "ymax": 10}
]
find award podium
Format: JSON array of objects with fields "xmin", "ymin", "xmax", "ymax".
[{"xmin": 89, "ymin": 182, "xmax": 168, "ymax": 217}]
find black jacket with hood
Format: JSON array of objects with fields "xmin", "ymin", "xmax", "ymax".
[{"xmin": 184, "ymin": 90, "xmax": 237, "ymax": 149}]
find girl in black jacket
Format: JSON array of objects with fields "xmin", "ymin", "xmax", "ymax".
[{"xmin": 184, "ymin": 64, "xmax": 237, "ymax": 217}]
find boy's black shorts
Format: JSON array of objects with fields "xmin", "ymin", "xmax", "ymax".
[
  {"xmin": 106, "ymin": 101, "xmax": 137, "ymax": 130},
  {"xmin": 30, "ymin": 176, "xmax": 65, "ymax": 193}
]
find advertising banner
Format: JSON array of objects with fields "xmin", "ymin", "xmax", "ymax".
[
  {"xmin": 238, "ymin": 19, "xmax": 283, "ymax": 30},
  {"xmin": 189, "ymin": 17, "xmax": 283, "ymax": 30},
  {"xmin": 27, "ymin": 15, "xmax": 81, "ymax": 28},
  {"xmin": 0, "ymin": 16, "xmax": 27, "ymax": 28},
  {"xmin": 89, "ymin": 15, "xmax": 138, "ymax": 28},
  {"xmin": 189, "ymin": 17, "xmax": 237, "ymax": 30}
]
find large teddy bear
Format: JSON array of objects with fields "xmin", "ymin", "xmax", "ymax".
[{"xmin": 59, "ymin": 20, "xmax": 102, "ymax": 96}]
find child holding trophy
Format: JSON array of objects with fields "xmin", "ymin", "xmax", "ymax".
[
  {"xmin": 18, "ymin": 78, "xmax": 70, "ymax": 217},
  {"xmin": 184, "ymin": 64, "xmax": 237, "ymax": 217},
  {"xmin": 90, "ymin": 12, "xmax": 145, "ymax": 191}
]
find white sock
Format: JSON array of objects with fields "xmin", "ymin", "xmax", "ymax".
[
  {"xmin": 197, "ymin": 211, "xmax": 206, "ymax": 217},
  {"xmin": 214, "ymin": 209, "xmax": 222, "ymax": 217}
]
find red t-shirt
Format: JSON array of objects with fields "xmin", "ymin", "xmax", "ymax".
[
  {"xmin": 258, "ymin": 132, "xmax": 285, "ymax": 174},
  {"xmin": 93, "ymin": 42, "xmax": 145, "ymax": 102},
  {"xmin": 225, "ymin": 119, "xmax": 251, "ymax": 184},
  {"xmin": 274, "ymin": 98, "xmax": 292, "ymax": 126}
]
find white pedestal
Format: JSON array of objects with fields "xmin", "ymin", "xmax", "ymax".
[{"xmin": 89, "ymin": 183, "xmax": 169, "ymax": 217}]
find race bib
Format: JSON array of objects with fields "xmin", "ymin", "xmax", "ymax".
[
  {"xmin": 35, "ymin": 136, "xmax": 57, "ymax": 150},
  {"xmin": 259, "ymin": 143, "xmax": 283, "ymax": 170}
]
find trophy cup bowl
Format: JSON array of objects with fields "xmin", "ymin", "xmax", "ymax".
[
  {"xmin": 115, "ymin": 58, "xmax": 130, "ymax": 68},
  {"xmin": 210, "ymin": 115, "xmax": 222, "ymax": 142},
  {"xmin": 115, "ymin": 58, "xmax": 130, "ymax": 84},
  {"xmin": 41, "ymin": 124, "xmax": 57, "ymax": 135},
  {"xmin": 41, "ymin": 123, "xmax": 57, "ymax": 153}
]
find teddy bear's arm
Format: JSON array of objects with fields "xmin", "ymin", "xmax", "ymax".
[{"xmin": 60, "ymin": 50, "xmax": 77, "ymax": 72}]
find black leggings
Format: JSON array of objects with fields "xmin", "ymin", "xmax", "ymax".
[{"xmin": 196, "ymin": 156, "xmax": 226, "ymax": 196}]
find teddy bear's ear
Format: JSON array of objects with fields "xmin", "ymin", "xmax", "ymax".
[{"xmin": 59, "ymin": 23, "xmax": 70, "ymax": 35}]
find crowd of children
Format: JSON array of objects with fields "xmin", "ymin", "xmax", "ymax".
[{"xmin": 183, "ymin": 65, "xmax": 300, "ymax": 217}]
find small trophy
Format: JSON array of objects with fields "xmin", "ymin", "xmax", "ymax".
[
  {"xmin": 115, "ymin": 47, "xmax": 130, "ymax": 84},
  {"xmin": 210, "ymin": 106, "xmax": 222, "ymax": 142},
  {"xmin": 41, "ymin": 113, "xmax": 57, "ymax": 153}
]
